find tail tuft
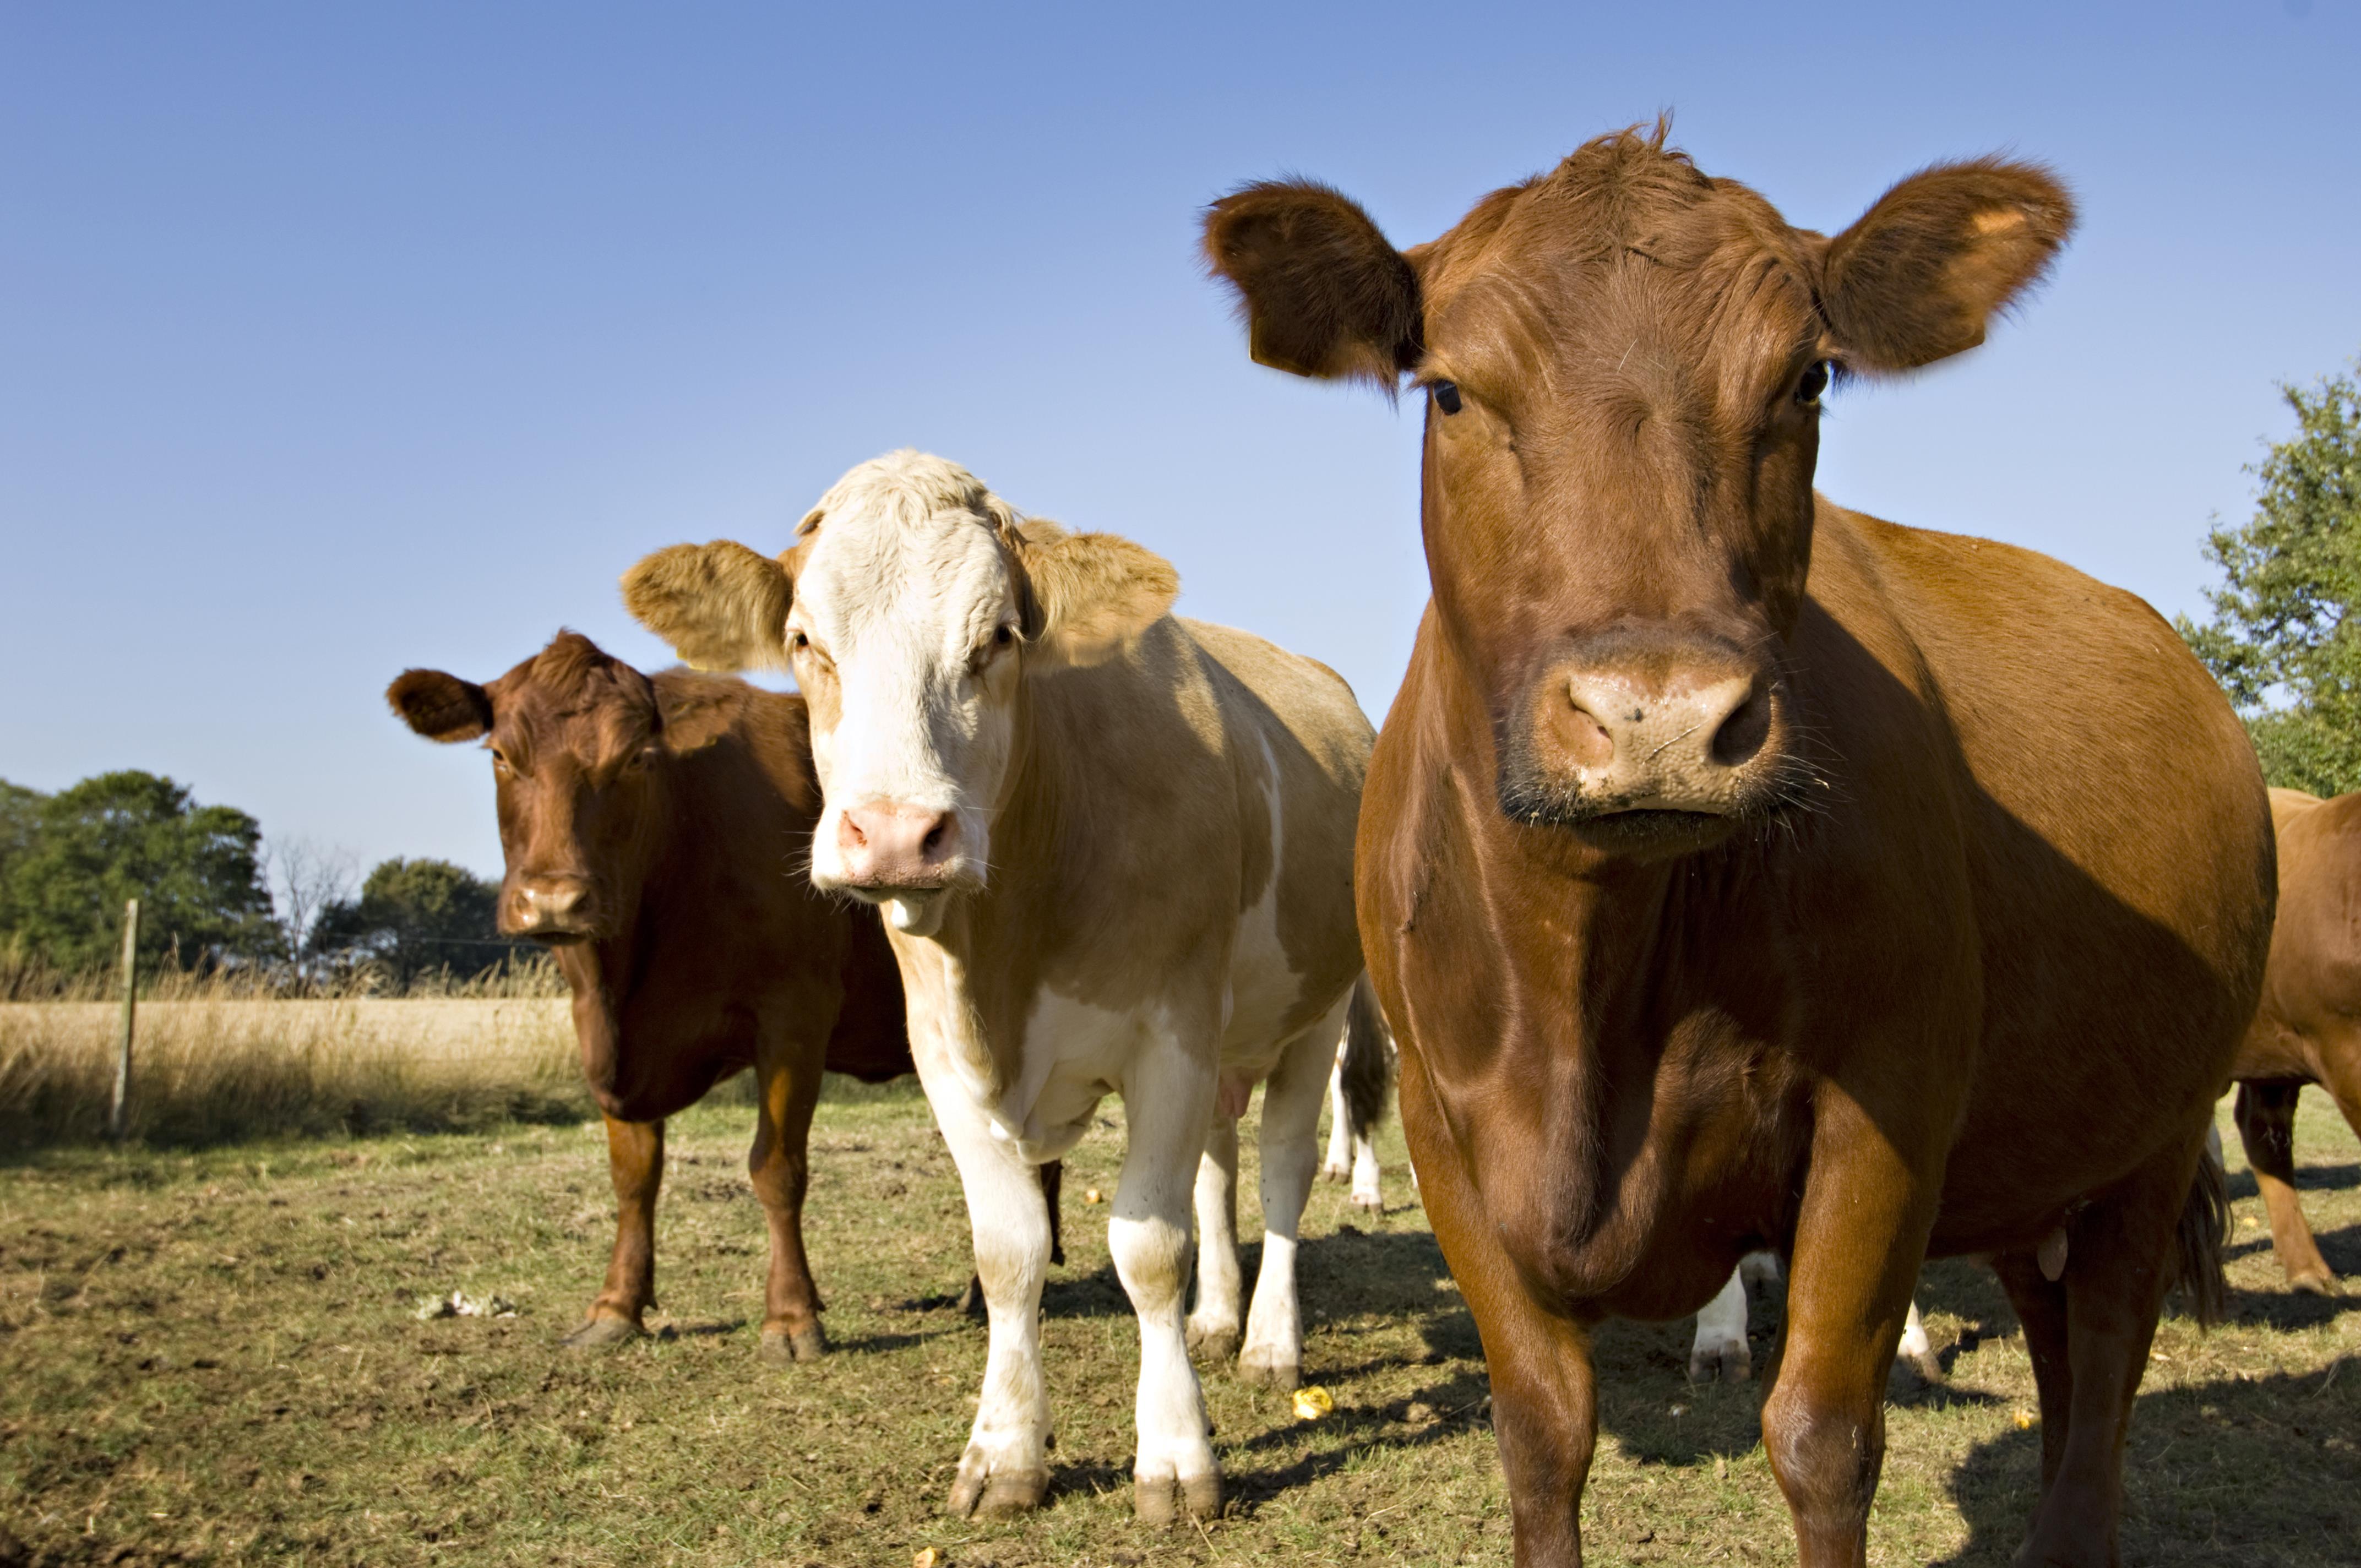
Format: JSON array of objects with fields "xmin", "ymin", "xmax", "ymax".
[
  {"xmin": 2172, "ymin": 1131, "xmax": 2232, "ymax": 1329},
  {"xmin": 1338, "ymin": 974, "xmax": 1396, "ymax": 1141}
]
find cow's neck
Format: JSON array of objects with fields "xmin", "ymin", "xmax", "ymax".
[{"xmin": 1401, "ymin": 618, "xmax": 1807, "ymax": 1293}]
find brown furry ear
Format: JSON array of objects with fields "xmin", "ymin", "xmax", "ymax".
[
  {"xmin": 388, "ymin": 669, "xmax": 493, "ymax": 742},
  {"xmin": 1203, "ymin": 180, "xmax": 1422, "ymax": 384},
  {"xmin": 652, "ymin": 673, "xmax": 742, "ymax": 756},
  {"xmin": 1817, "ymin": 159, "xmax": 2076, "ymax": 372},
  {"xmin": 621, "ymin": 541, "xmax": 792, "ymax": 673},
  {"xmin": 1013, "ymin": 527, "xmax": 1179, "ymax": 669}
]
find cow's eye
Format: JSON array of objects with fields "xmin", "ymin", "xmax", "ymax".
[
  {"xmin": 1796, "ymin": 361, "xmax": 1830, "ymax": 405},
  {"xmin": 1431, "ymin": 380, "xmax": 1464, "ymax": 416},
  {"xmin": 790, "ymin": 629, "xmax": 810, "ymax": 653},
  {"xmin": 490, "ymin": 749, "xmax": 512, "ymax": 775},
  {"xmin": 994, "ymin": 625, "xmax": 1015, "ymax": 648}
]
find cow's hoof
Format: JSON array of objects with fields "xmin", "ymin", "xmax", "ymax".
[
  {"xmin": 1348, "ymin": 1190, "xmax": 1383, "ymax": 1215},
  {"xmin": 1237, "ymin": 1349, "xmax": 1300, "ymax": 1391},
  {"xmin": 1905, "ymin": 1346, "xmax": 1946, "ymax": 1385},
  {"xmin": 1185, "ymin": 1322, "xmax": 1240, "ymax": 1364},
  {"xmin": 759, "ymin": 1326, "xmax": 828, "ymax": 1365},
  {"xmin": 559, "ymin": 1315, "xmax": 643, "ymax": 1351},
  {"xmin": 946, "ymin": 1463, "xmax": 1047, "ymax": 1520},
  {"xmin": 1687, "ymin": 1342, "xmax": 1750, "ymax": 1385},
  {"xmin": 1320, "ymin": 1161, "xmax": 1349, "ymax": 1183},
  {"xmin": 2291, "ymin": 1271, "xmax": 2343, "ymax": 1297},
  {"xmin": 1133, "ymin": 1469, "xmax": 1221, "ymax": 1526}
]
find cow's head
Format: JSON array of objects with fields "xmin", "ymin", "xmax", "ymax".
[
  {"xmin": 388, "ymin": 631, "xmax": 736, "ymax": 941},
  {"xmin": 622, "ymin": 450, "xmax": 1176, "ymax": 937},
  {"xmin": 1205, "ymin": 124, "xmax": 2071, "ymax": 860}
]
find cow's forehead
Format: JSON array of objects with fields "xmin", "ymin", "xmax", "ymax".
[{"xmin": 794, "ymin": 454, "xmax": 1019, "ymax": 653}]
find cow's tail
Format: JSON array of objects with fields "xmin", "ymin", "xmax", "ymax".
[
  {"xmin": 1339, "ymin": 973, "xmax": 1395, "ymax": 1142},
  {"xmin": 2171, "ymin": 1124, "xmax": 2232, "ymax": 1329}
]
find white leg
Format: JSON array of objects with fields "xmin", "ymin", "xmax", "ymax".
[
  {"xmin": 1689, "ymin": 1264, "xmax": 1753, "ymax": 1384},
  {"xmin": 1185, "ymin": 1112, "xmax": 1243, "ymax": 1363},
  {"xmin": 1321, "ymin": 1050, "xmax": 1352, "ymax": 1180},
  {"xmin": 1895, "ymin": 1294, "xmax": 1943, "ymax": 1382},
  {"xmin": 1116, "ymin": 1032, "xmax": 1222, "ymax": 1524},
  {"xmin": 1237, "ymin": 1015, "xmax": 1337, "ymax": 1390},
  {"xmin": 1349, "ymin": 1129, "xmax": 1382, "ymax": 1212},
  {"xmin": 922, "ymin": 1072, "xmax": 1054, "ymax": 1518},
  {"xmin": 1738, "ymin": 1249, "xmax": 1781, "ymax": 1287}
]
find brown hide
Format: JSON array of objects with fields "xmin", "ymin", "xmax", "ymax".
[
  {"xmin": 2231, "ymin": 788, "xmax": 2361, "ymax": 1294},
  {"xmin": 1206, "ymin": 126, "xmax": 2272, "ymax": 1568},
  {"xmin": 389, "ymin": 633, "xmax": 1057, "ymax": 1362}
]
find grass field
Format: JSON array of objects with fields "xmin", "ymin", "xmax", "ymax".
[{"xmin": 2, "ymin": 1075, "xmax": 2357, "ymax": 1567}]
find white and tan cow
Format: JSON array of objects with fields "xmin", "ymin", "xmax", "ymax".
[{"xmin": 622, "ymin": 450, "xmax": 1375, "ymax": 1525}]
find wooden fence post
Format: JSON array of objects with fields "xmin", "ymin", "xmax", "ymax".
[{"xmin": 108, "ymin": 897, "xmax": 140, "ymax": 1141}]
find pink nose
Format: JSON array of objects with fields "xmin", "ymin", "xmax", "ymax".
[{"xmin": 836, "ymin": 803, "xmax": 960, "ymax": 888}]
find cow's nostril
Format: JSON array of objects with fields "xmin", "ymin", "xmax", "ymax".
[
  {"xmin": 921, "ymin": 822, "xmax": 945, "ymax": 853},
  {"xmin": 1711, "ymin": 689, "xmax": 1772, "ymax": 768}
]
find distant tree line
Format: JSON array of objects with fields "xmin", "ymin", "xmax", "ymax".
[
  {"xmin": 0, "ymin": 770, "xmax": 525, "ymax": 992},
  {"xmin": 2180, "ymin": 356, "xmax": 2361, "ymax": 796}
]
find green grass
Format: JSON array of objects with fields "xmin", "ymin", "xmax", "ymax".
[{"xmin": 1, "ymin": 1089, "xmax": 2356, "ymax": 1566}]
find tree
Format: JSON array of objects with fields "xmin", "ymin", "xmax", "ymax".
[
  {"xmin": 308, "ymin": 857, "xmax": 520, "ymax": 985},
  {"xmin": 0, "ymin": 771, "xmax": 277, "ymax": 973},
  {"xmin": 2178, "ymin": 358, "xmax": 2361, "ymax": 796},
  {"xmin": 262, "ymin": 836, "xmax": 357, "ymax": 971}
]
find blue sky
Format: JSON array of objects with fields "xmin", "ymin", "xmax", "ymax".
[{"xmin": 4, "ymin": 2, "xmax": 2358, "ymax": 886}]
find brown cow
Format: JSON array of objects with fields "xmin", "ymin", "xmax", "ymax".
[
  {"xmin": 388, "ymin": 631, "xmax": 1058, "ymax": 1360},
  {"xmin": 1205, "ymin": 125, "xmax": 2273, "ymax": 1567},
  {"xmin": 2234, "ymin": 787, "xmax": 2361, "ymax": 1293}
]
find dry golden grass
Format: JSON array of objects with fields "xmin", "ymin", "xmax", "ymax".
[{"xmin": 0, "ymin": 995, "xmax": 585, "ymax": 1150}]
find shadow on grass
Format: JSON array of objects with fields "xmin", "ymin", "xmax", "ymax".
[
  {"xmin": 2223, "ymin": 1160, "xmax": 2357, "ymax": 1205},
  {"xmin": 1935, "ymin": 1358, "xmax": 2361, "ymax": 1566}
]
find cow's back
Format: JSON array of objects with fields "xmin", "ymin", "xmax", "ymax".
[
  {"xmin": 2242, "ymin": 788, "xmax": 2361, "ymax": 1081},
  {"xmin": 1183, "ymin": 618, "xmax": 1373, "ymax": 1044},
  {"xmin": 1808, "ymin": 502, "xmax": 2273, "ymax": 1228}
]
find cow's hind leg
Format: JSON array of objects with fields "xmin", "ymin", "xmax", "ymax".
[
  {"xmin": 564, "ymin": 1113, "xmax": 663, "ymax": 1348},
  {"xmin": 1322, "ymin": 1048, "xmax": 1352, "ymax": 1181},
  {"xmin": 1185, "ymin": 1113, "xmax": 1243, "ymax": 1364},
  {"xmin": 2235, "ymin": 1081, "xmax": 2337, "ymax": 1293},
  {"xmin": 750, "ymin": 1034, "xmax": 830, "ymax": 1363},
  {"xmin": 1690, "ymin": 1264, "xmax": 1753, "ymax": 1384},
  {"xmin": 1238, "ymin": 1008, "xmax": 1340, "ymax": 1390},
  {"xmin": 1119, "ymin": 1034, "xmax": 1223, "ymax": 1525},
  {"xmin": 928, "ymin": 1081, "xmax": 1055, "ymax": 1519},
  {"xmin": 2010, "ymin": 1133, "xmax": 2215, "ymax": 1567}
]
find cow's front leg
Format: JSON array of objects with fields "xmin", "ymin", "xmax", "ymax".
[
  {"xmin": 1238, "ymin": 1010, "xmax": 1340, "ymax": 1389},
  {"xmin": 1761, "ymin": 1091, "xmax": 1938, "ymax": 1568},
  {"xmin": 1184, "ymin": 1112, "xmax": 1243, "ymax": 1364},
  {"xmin": 749, "ymin": 1028, "xmax": 830, "ymax": 1363},
  {"xmin": 1403, "ymin": 1051, "xmax": 1595, "ymax": 1567},
  {"xmin": 926, "ymin": 1077, "xmax": 1055, "ymax": 1518},
  {"xmin": 563, "ymin": 1113, "xmax": 663, "ymax": 1348},
  {"xmin": 1119, "ymin": 1035, "xmax": 1223, "ymax": 1525}
]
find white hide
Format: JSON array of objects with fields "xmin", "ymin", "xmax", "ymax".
[{"xmin": 1689, "ymin": 1253, "xmax": 1939, "ymax": 1385}]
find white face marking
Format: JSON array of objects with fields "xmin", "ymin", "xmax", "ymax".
[{"xmin": 786, "ymin": 453, "xmax": 1026, "ymax": 900}]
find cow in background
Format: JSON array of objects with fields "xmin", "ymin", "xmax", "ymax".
[
  {"xmin": 1321, "ymin": 976, "xmax": 1395, "ymax": 1213},
  {"xmin": 389, "ymin": 633, "xmax": 1059, "ymax": 1360},
  {"xmin": 623, "ymin": 450, "xmax": 1379, "ymax": 1525},
  {"xmin": 2234, "ymin": 787, "xmax": 2361, "ymax": 1293}
]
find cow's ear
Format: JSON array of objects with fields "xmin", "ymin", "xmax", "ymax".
[
  {"xmin": 1012, "ymin": 524, "xmax": 1179, "ymax": 669},
  {"xmin": 388, "ymin": 669, "xmax": 492, "ymax": 742},
  {"xmin": 652, "ymin": 677, "xmax": 739, "ymax": 756},
  {"xmin": 1203, "ymin": 180, "xmax": 1422, "ymax": 386},
  {"xmin": 1815, "ymin": 159, "xmax": 2075, "ymax": 373},
  {"xmin": 621, "ymin": 541, "xmax": 792, "ymax": 673}
]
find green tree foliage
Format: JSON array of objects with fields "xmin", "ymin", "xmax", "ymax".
[
  {"xmin": 309, "ymin": 857, "xmax": 520, "ymax": 984},
  {"xmin": 0, "ymin": 771, "xmax": 276, "ymax": 973},
  {"xmin": 2179, "ymin": 360, "xmax": 2361, "ymax": 797}
]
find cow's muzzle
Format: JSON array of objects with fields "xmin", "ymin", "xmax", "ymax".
[{"xmin": 502, "ymin": 876, "xmax": 600, "ymax": 942}]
